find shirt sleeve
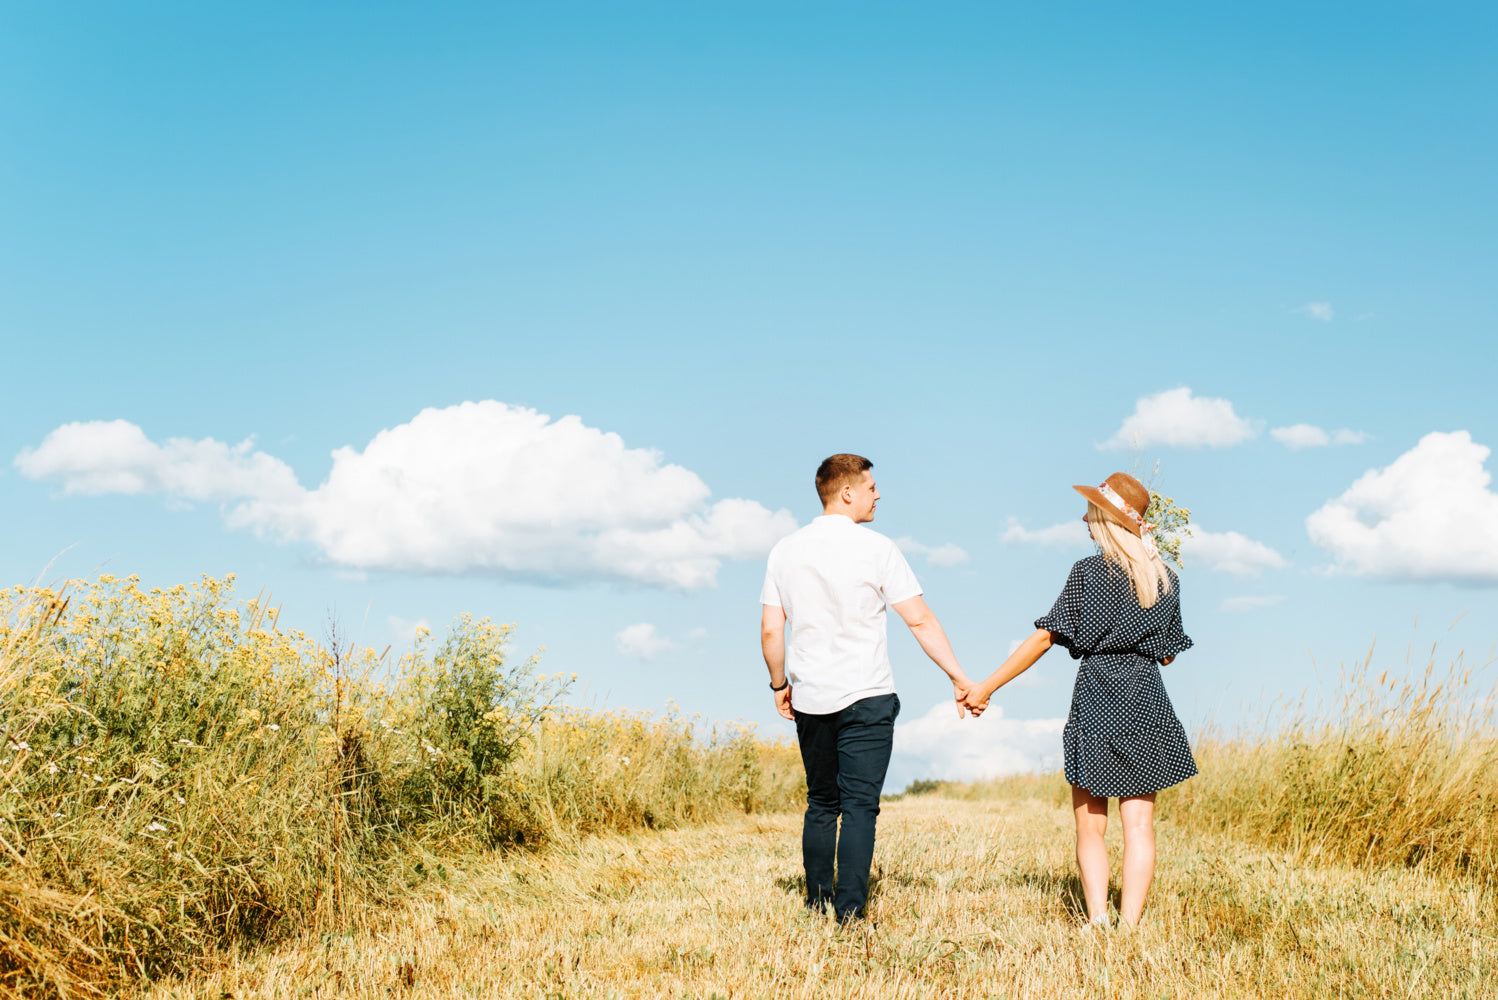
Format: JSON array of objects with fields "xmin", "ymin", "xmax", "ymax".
[
  {"xmin": 1035, "ymin": 560, "xmax": 1088, "ymax": 659},
  {"xmin": 759, "ymin": 551, "xmax": 782, "ymax": 607},
  {"xmin": 880, "ymin": 540, "xmax": 923, "ymax": 605}
]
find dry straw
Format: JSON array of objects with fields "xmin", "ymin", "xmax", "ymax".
[
  {"xmin": 1167, "ymin": 640, "xmax": 1498, "ymax": 884},
  {"xmin": 0, "ymin": 576, "xmax": 801, "ymax": 999},
  {"xmin": 5, "ymin": 573, "xmax": 1494, "ymax": 998}
]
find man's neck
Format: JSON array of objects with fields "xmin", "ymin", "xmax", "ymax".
[{"xmin": 821, "ymin": 509, "xmax": 864, "ymax": 524}]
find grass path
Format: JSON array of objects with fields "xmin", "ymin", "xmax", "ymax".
[{"xmin": 135, "ymin": 794, "xmax": 1495, "ymax": 999}]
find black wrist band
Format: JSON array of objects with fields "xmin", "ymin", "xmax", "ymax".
[{"xmin": 770, "ymin": 678, "xmax": 789, "ymax": 692}]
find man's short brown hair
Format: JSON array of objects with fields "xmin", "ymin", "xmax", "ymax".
[{"xmin": 815, "ymin": 453, "xmax": 873, "ymax": 506}]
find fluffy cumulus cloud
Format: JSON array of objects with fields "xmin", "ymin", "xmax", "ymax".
[
  {"xmin": 14, "ymin": 419, "xmax": 303, "ymax": 503},
  {"xmin": 15, "ymin": 402, "xmax": 799, "ymax": 590},
  {"xmin": 1271, "ymin": 424, "xmax": 1368, "ymax": 450},
  {"xmin": 615, "ymin": 623, "xmax": 673, "ymax": 660},
  {"xmin": 889, "ymin": 701, "xmax": 1064, "ymax": 785},
  {"xmin": 1306, "ymin": 431, "xmax": 1498, "ymax": 584},
  {"xmin": 1218, "ymin": 595, "xmax": 1285, "ymax": 614},
  {"xmin": 895, "ymin": 537, "xmax": 970, "ymax": 568},
  {"xmin": 1101, "ymin": 388, "xmax": 1259, "ymax": 450},
  {"xmin": 1000, "ymin": 517, "xmax": 1091, "ymax": 549},
  {"xmin": 1181, "ymin": 526, "xmax": 1287, "ymax": 577}
]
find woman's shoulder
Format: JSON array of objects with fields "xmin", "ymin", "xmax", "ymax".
[
  {"xmin": 1072, "ymin": 554, "xmax": 1105, "ymax": 570},
  {"xmin": 1066, "ymin": 554, "xmax": 1112, "ymax": 584}
]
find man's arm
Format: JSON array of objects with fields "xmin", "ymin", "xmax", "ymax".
[
  {"xmin": 761, "ymin": 603, "xmax": 793, "ymax": 720},
  {"xmin": 890, "ymin": 595, "xmax": 972, "ymax": 718}
]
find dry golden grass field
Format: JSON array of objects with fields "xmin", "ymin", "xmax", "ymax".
[
  {"xmin": 131, "ymin": 786, "xmax": 1495, "ymax": 1000},
  {"xmin": 4, "ymin": 577, "xmax": 1496, "ymax": 999}
]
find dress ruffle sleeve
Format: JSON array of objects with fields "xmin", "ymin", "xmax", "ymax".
[
  {"xmin": 1137, "ymin": 590, "xmax": 1193, "ymax": 663},
  {"xmin": 1035, "ymin": 560, "xmax": 1088, "ymax": 659}
]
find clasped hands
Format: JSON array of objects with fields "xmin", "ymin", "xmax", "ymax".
[
  {"xmin": 952, "ymin": 678, "xmax": 992, "ymax": 719},
  {"xmin": 776, "ymin": 680, "xmax": 992, "ymax": 721},
  {"xmin": 773, "ymin": 675, "xmax": 998, "ymax": 722}
]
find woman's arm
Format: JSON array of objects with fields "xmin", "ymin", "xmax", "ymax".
[{"xmin": 964, "ymin": 628, "xmax": 1054, "ymax": 711}]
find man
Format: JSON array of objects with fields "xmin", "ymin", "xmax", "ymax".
[{"xmin": 759, "ymin": 453, "xmax": 973, "ymax": 923}]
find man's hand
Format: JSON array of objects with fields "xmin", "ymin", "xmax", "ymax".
[
  {"xmin": 952, "ymin": 679, "xmax": 971, "ymax": 719},
  {"xmin": 761, "ymin": 603, "xmax": 791, "ymax": 720}
]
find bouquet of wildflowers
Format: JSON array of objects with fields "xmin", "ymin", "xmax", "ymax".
[{"xmin": 1145, "ymin": 492, "xmax": 1191, "ymax": 568}]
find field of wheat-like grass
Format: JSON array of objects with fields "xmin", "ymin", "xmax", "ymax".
[
  {"xmin": 127, "ymin": 793, "xmax": 1495, "ymax": 999},
  {"xmin": 0, "ymin": 577, "xmax": 801, "ymax": 999},
  {"xmin": 2, "ymin": 575, "xmax": 1495, "ymax": 998}
]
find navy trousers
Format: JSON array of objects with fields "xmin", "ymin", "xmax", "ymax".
[{"xmin": 794, "ymin": 692, "xmax": 900, "ymax": 921}]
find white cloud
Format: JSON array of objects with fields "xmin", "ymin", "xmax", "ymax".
[
  {"xmin": 615, "ymin": 623, "xmax": 673, "ymax": 660},
  {"xmin": 14, "ymin": 402, "xmax": 799, "ymax": 590},
  {"xmin": 1306, "ymin": 430, "xmax": 1498, "ymax": 584},
  {"xmin": 895, "ymin": 537, "xmax": 970, "ymax": 568},
  {"xmin": 1271, "ymin": 424, "xmax": 1369, "ymax": 450},
  {"xmin": 1003, "ymin": 515, "xmax": 1284, "ymax": 578},
  {"xmin": 388, "ymin": 615, "xmax": 432, "ymax": 642},
  {"xmin": 14, "ymin": 419, "xmax": 302, "ymax": 503},
  {"xmin": 891, "ymin": 701, "xmax": 1064, "ymax": 783},
  {"xmin": 686, "ymin": 627, "xmax": 708, "ymax": 641},
  {"xmin": 1181, "ymin": 525, "xmax": 1287, "ymax": 577},
  {"xmin": 1300, "ymin": 302, "xmax": 1335, "ymax": 322},
  {"xmin": 1101, "ymin": 388, "xmax": 1259, "ymax": 450},
  {"xmin": 1271, "ymin": 424, "xmax": 1330, "ymax": 449},
  {"xmin": 1218, "ymin": 595, "xmax": 1285, "ymax": 614},
  {"xmin": 1000, "ymin": 517, "xmax": 1092, "ymax": 549}
]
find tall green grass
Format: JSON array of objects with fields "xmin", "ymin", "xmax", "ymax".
[{"xmin": 0, "ymin": 576, "xmax": 801, "ymax": 999}]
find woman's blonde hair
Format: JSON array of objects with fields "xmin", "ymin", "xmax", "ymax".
[{"xmin": 1085, "ymin": 504, "xmax": 1172, "ymax": 608}]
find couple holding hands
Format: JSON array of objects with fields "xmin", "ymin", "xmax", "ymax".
[{"xmin": 759, "ymin": 454, "xmax": 1195, "ymax": 928}]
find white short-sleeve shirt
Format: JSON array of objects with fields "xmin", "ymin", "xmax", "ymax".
[{"xmin": 759, "ymin": 514, "xmax": 923, "ymax": 715}]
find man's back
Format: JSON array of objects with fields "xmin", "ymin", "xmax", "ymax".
[
  {"xmin": 760, "ymin": 455, "xmax": 970, "ymax": 924},
  {"xmin": 760, "ymin": 514, "xmax": 921, "ymax": 715}
]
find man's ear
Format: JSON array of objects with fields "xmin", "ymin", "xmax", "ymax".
[{"xmin": 839, "ymin": 483, "xmax": 855, "ymax": 505}]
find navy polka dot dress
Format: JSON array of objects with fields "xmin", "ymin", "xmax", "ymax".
[{"xmin": 1036, "ymin": 555, "xmax": 1197, "ymax": 798}]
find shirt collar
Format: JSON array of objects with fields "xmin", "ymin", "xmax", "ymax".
[{"xmin": 814, "ymin": 513, "xmax": 857, "ymax": 527}]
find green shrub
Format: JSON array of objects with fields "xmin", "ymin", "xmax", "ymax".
[{"xmin": 0, "ymin": 576, "xmax": 801, "ymax": 1000}]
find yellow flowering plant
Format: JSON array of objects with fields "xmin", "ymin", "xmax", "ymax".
[
  {"xmin": 1145, "ymin": 491, "xmax": 1192, "ymax": 568},
  {"xmin": 0, "ymin": 575, "xmax": 801, "ymax": 1000}
]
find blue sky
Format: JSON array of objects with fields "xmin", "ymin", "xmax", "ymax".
[{"xmin": 4, "ymin": 2, "xmax": 1495, "ymax": 785}]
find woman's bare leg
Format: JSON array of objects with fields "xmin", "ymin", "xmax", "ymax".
[
  {"xmin": 1070, "ymin": 785, "xmax": 1110, "ymax": 923},
  {"xmin": 1118, "ymin": 793, "xmax": 1157, "ymax": 925}
]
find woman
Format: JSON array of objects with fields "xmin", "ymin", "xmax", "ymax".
[{"xmin": 964, "ymin": 472, "xmax": 1195, "ymax": 927}]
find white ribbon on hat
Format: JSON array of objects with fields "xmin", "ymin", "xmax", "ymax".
[{"xmin": 1096, "ymin": 482, "xmax": 1160, "ymax": 560}]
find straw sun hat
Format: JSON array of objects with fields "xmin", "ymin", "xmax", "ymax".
[{"xmin": 1073, "ymin": 472, "xmax": 1159, "ymax": 557}]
